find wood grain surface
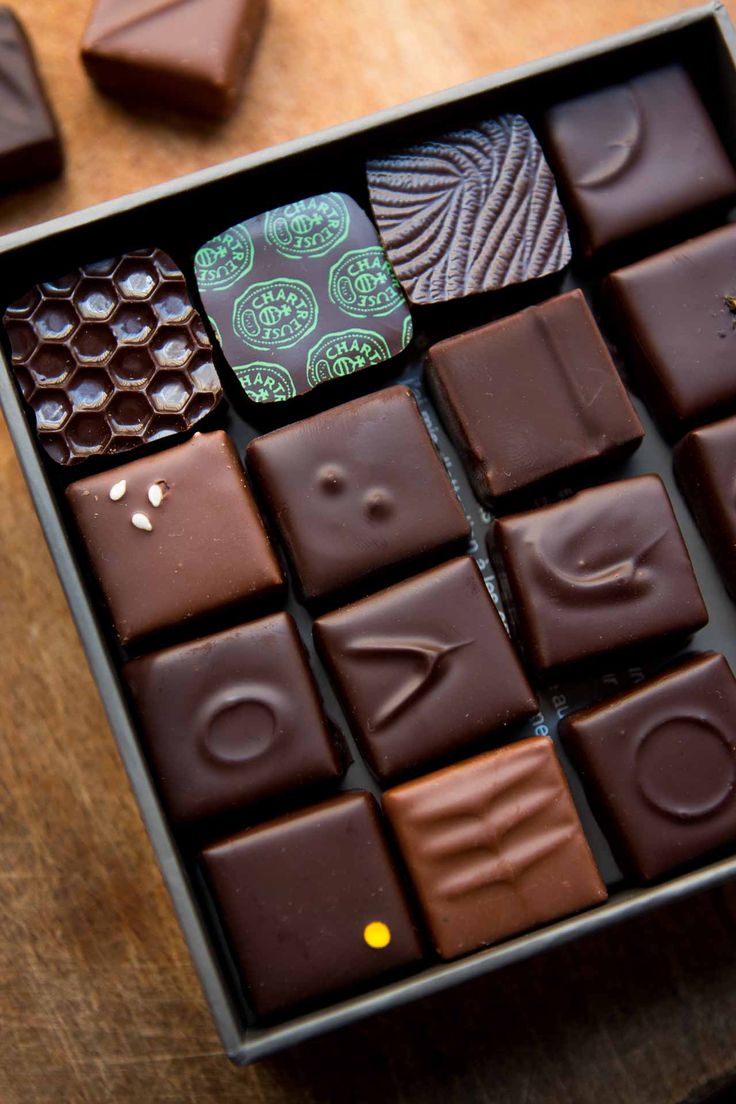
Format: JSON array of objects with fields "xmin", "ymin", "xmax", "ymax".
[{"xmin": 2, "ymin": 1, "xmax": 736, "ymax": 1101}]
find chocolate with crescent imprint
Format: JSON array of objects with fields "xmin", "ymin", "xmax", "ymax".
[
  {"xmin": 124, "ymin": 613, "xmax": 343, "ymax": 825},
  {"xmin": 544, "ymin": 65, "xmax": 736, "ymax": 254},
  {"xmin": 490, "ymin": 475, "xmax": 708, "ymax": 672},
  {"xmin": 314, "ymin": 557, "xmax": 538, "ymax": 782},
  {"xmin": 366, "ymin": 114, "xmax": 571, "ymax": 304},
  {"xmin": 384, "ymin": 738, "xmax": 607, "ymax": 958},
  {"xmin": 194, "ymin": 192, "xmax": 412, "ymax": 403},
  {"xmin": 561, "ymin": 653, "xmax": 736, "ymax": 881},
  {"xmin": 81, "ymin": 0, "xmax": 267, "ymax": 119}
]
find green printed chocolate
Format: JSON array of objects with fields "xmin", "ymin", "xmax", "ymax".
[{"xmin": 195, "ymin": 191, "xmax": 412, "ymax": 403}]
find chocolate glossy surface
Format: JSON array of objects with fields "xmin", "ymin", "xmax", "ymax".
[
  {"xmin": 545, "ymin": 65, "xmax": 736, "ymax": 254},
  {"xmin": 124, "ymin": 613, "xmax": 342, "ymax": 824},
  {"xmin": 247, "ymin": 385, "xmax": 469, "ymax": 601},
  {"xmin": 314, "ymin": 557, "xmax": 538, "ymax": 781},
  {"xmin": 81, "ymin": 0, "xmax": 267, "ymax": 119},
  {"xmin": 66, "ymin": 430, "xmax": 283, "ymax": 646},
  {"xmin": 0, "ymin": 8, "xmax": 62, "ymax": 187},
  {"xmin": 562, "ymin": 653, "xmax": 736, "ymax": 881},
  {"xmin": 366, "ymin": 114, "xmax": 570, "ymax": 304},
  {"xmin": 384, "ymin": 737, "xmax": 607, "ymax": 959},
  {"xmin": 605, "ymin": 225, "xmax": 736, "ymax": 435},
  {"xmin": 195, "ymin": 192, "xmax": 412, "ymax": 403},
  {"xmin": 491, "ymin": 475, "xmax": 707, "ymax": 671},
  {"xmin": 201, "ymin": 792, "xmax": 423, "ymax": 1017},
  {"xmin": 426, "ymin": 288, "xmax": 643, "ymax": 501},
  {"xmin": 3, "ymin": 248, "xmax": 222, "ymax": 465}
]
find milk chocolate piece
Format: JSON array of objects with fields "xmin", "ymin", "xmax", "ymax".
[
  {"xmin": 491, "ymin": 475, "xmax": 707, "ymax": 671},
  {"xmin": 246, "ymin": 386, "xmax": 469, "ymax": 602},
  {"xmin": 674, "ymin": 415, "xmax": 736, "ymax": 597},
  {"xmin": 562, "ymin": 654, "xmax": 736, "ymax": 881},
  {"xmin": 66, "ymin": 430, "xmax": 283, "ymax": 646},
  {"xmin": 426, "ymin": 289, "xmax": 644, "ymax": 502},
  {"xmin": 366, "ymin": 114, "xmax": 571, "ymax": 304},
  {"xmin": 201, "ymin": 792, "xmax": 423, "ymax": 1017},
  {"xmin": 195, "ymin": 192, "xmax": 412, "ymax": 403},
  {"xmin": 605, "ymin": 225, "xmax": 736, "ymax": 435},
  {"xmin": 384, "ymin": 737, "xmax": 607, "ymax": 959},
  {"xmin": 4, "ymin": 249, "xmax": 222, "ymax": 465},
  {"xmin": 545, "ymin": 65, "xmax": 736, "ymax": 254},
  {"xmin": 0, "ymin": 8, "xmax": 62, "ymax": 187},
  {"xmin": 314, "ymin": 557, "xmax": 538, "ymax": 781},
  {"xmin": 124, "ymin": 613, "xmax": 342, "ymax": 824},
  {"xmin": 81, "ymin": 0, "xmax": 267, "ymax": 119}
]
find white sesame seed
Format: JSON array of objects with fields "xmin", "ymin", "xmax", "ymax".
[
  {"xmin": 131, "ymin": 512, "xmax": 153, "ymax": 532},
  {"xmin": 109, "ymin": 479, "xmax": 127, "ymax": 501}
]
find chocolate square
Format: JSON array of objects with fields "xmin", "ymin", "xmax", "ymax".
[
  {"xmin": 366, "ymin": 114, "xmax": 571, "ymax": 304},
  {"xmin": 562, "ymin": 653, "xmax": 736, "ymax": 880},
  {"xmin": 246, "ymin": 385, "xmax": 469, "ymax": 601},
  {"xmin": 605, "ymin": 225, "xmax": 736, "ymax": 435},
  {"xmin": 426, "ymin": 288, "xmax": 643, "ymax": 501},
  {"xmin": 0, "ymin": 9, "xmax": 62, "ymax": 187},
  {"xmin": 384, "ymin": 737, "xmax": 607, "ymax": 958},
  {"xmin": 124, "ymin": 613, "xmax": 342, "ymax": 824},
  {"xmin": 491, "ymin": 475, "xmax": 707, "ymax": 671},
  {"xmin": 201, "ymin": 792, "xmax": 423, "ymax": 1016},
  {"xmin": 544, "ymin": 65, "xmax": 736, "ymax": 254},
  {"xmin": 314, "ymin": 557, "xmax": 538, "ymax": 781},
  {"xmin": 194, "ymin": 192, "xmax": 412, "ymax": 403},
  {"xmin": 674, "ymin": 415, "xmax": 736, "ymax": 597},
  {"xmin": 81, "ymin": 0, "xmax": 267, "ymax": 119},
  {"xmin": 3, "ymin": 248, "xmax": 223, "ymax": 465},
  {"xmin": 66, "ymin": 430, "xmax": 283, "ymax": 646}
]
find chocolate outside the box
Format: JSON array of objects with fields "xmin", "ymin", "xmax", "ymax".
[
  {"xmin": 674, "ymin": 415, "xmax": 736, "ymax": 598},
  {"xmin": 562, "ymin": 653, "xmax": 736, "ymax": 881},
  {"xmin": 3, "ymin": 248, "xmax": 222, "ymax": 465},
  {"xmin": 124, "ymin": 613, "xmax": 343, "ymax": 826},
  {"xmin": 81, "ymin": 0, "xmax": 267, "ymax": 119},
  {"xmin": 491, "ymin": 475, "xmax": 708, "ymax": 672},
  {"xmin": 544, "ymin": 65, "xmax": 736, "ymax": 255},
  {"xmin": 384, "ymin": 738, "xmax": 607, "ymax": 959},
  {"xmin": 314, "ymin": 557, "xmax": 538, "ymax": 781},
  {"xmin": 0, "ymin": 8, "xmax": 62, "ymax": 187},
  {"xmin": 366, "ymin": 114, "xmax": 571, "ymax": 305},
  {"xmin": 201, "ymin": 792, "xmax": 423, "ymax": 1017},
  {"xmin": 195, "ymin": 192, "xmax": 412, "ymax": 403},
  {"xmin": 246, "ymin": 385, "xmax": 469, "ymax": 602},
  {"xmin": 604, "ymin": 225, "xmax": 736, "ymax": 436},
  {"xmin": 426, "ymin": 288, "xmax": 644, "ymax": 503},
  {"xmin": 66, "ymin": 430, "xmax": 283, "ymax": 646}
]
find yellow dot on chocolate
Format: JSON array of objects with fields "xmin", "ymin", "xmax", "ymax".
[{"xmin": 363, "ymin": 921, "xmax": 391, "ymax": 949}]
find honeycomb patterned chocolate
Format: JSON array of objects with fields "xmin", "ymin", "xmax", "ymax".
[{"xmin": 3, "ymin": 248, "xmax": 223, "ymax": 464}]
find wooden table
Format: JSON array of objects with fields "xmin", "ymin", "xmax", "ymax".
[{"xmin": 3, "ymin": 1, "xmax": 736, "ymax": 1100}]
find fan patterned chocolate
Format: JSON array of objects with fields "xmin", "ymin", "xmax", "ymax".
[{"xmin": 366, "ymin": 115, "xmax": 572, "ymax": 304}]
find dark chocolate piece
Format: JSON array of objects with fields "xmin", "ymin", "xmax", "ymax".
[
  {"xmin": 366, "ymin": 114, "xmax": 571, "ymax": 304},
  {"xmin": 491, "ymin": 475, "xmax": 707, "ymax": 671},
  {"xmin": 201, "ymin": 792, "xmax": 423, "ymax": 1016},
  {"xmin": 0, "ymin": 8, "xmax": 62, "ymax": 187},
  {"xmin": 544, "ymin": 65, "xmax": 736, "ymax": 254},
  {"xmin": 246, "ymin": 385, "xmax": 469, "ymax": 602},
  {"xmin": 674, "ymin": 415, "xmax": 736, "ymax": 598},
  {"xmin": 384, "ymin": 737, "xmax": 607, "ymax": 959},
  {"xmin": 81, "ymin": 0, "xmax": 266, "ymax": 119},
  {"xmin": 195, "ymin": 192, "xmax": 412, "ymax": 403},
  {"xmin": 66, "ymin": 430, "xmax": 283, "ymax": 646},
  {"xmin": 124, "ymin": 613, "xmax": 342, "ymax": 824},
  {"xmin": 426, "ymin": 288, "xmax": 644, "ymax": 502},
  {"xmin": 562, "ymin": 653, "xmax": 736, "ymax": 881},
  {"xmin": 605, "ymin": 225, "xmax": 736, "ymax": 435},
  {"xmin": 4, "ymin": 248, "xmax": 222, "ymax": 465},
  {"xmin": 314, "ymin": 557, "xmax": 538, "ymax": 781}
]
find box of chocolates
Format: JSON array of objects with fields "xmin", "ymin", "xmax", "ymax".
[{"xmin": 3, "ymin": 2, "xmax": 736, "ymax": 1065}]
